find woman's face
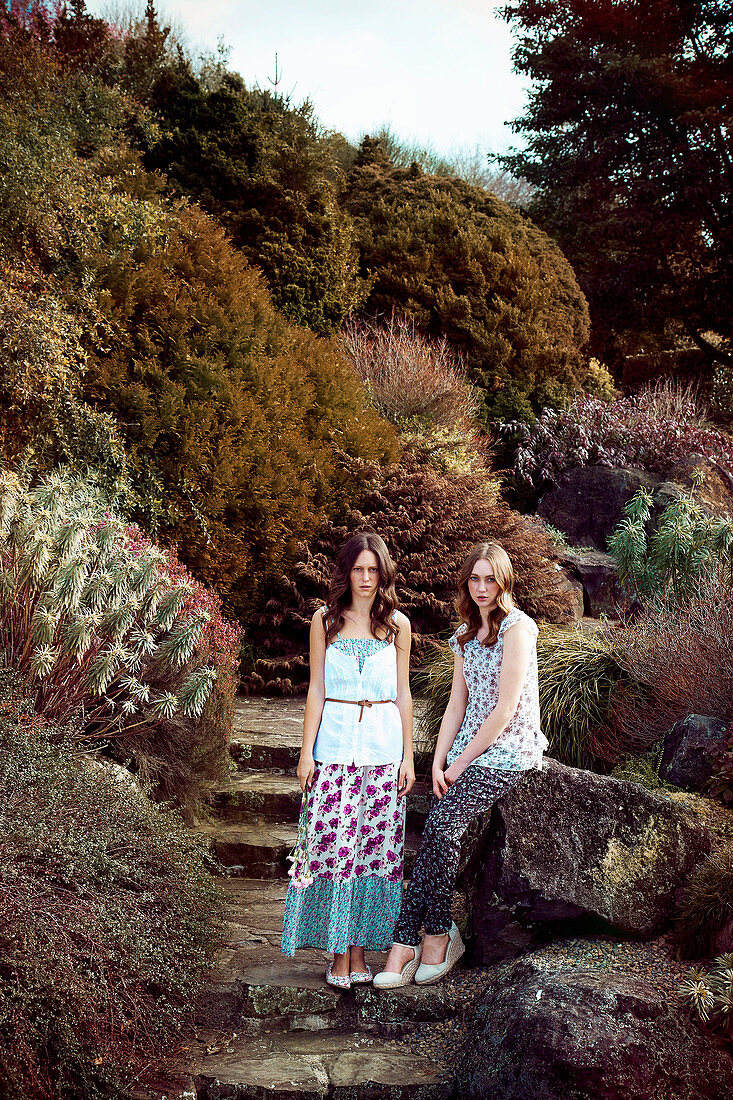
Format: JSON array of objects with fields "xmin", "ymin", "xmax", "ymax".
[
  {"xmin": 350, "ymin": 549, "xmax": 380, "ymax": 600},
  {"xmin": 467, "ymin": 557, "xmax": 500, "ymax": 610}
]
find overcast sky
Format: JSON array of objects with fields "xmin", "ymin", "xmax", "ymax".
[{"xmin": 93, "ymin": 0, "xmax": 529, "ymax": 157}]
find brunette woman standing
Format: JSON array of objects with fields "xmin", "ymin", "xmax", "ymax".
[
  {"xmin": 281, "ymin": 532, "xmax": 414, "ymax": 987},
  {"xmin": 374, "ymin": 541, "xmax": 547, "ymax": 988}
]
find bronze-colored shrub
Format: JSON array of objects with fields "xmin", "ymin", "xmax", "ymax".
[
  {"xmin": 244, "ymin": 453, "xmax": 576, "ymax": 693},
  {"xmin": 84, "ymin": 203, "xmax": 397, "ymax": 618}
]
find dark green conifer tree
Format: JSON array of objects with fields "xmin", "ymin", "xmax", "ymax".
[
  {"xmin": 343, "ymin": 145, "xmax": 597, "ymax": 423},
  {"xmin": 142, "ymin": 67, "xmax": 363, "ymax": 336},
  {"xmin": 499, "ymin": 0, "xmax": 733, "ymax": 377}
]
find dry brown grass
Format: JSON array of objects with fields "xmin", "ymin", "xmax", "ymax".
[
  {"xmin": 342, "ymin": 315, "xmax": 479, "ymax": 431},
  {"xmin": 605, "ymin": 567, "xmax": 733, "ymax": 756}
]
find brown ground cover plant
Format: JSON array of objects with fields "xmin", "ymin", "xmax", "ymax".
[
  {"xmin": 605, "ymin": 567, "xmax": 733, "ymax": 762},
  {"xmin": 0, "ymin": 674, "xmax": 225, "ymax": 1100},
  {"xmin": 244, "ymin": 453, "xmax": 576, "ymax": 693}
]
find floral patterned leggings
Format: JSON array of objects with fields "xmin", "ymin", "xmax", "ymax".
[{"xmin": 392, "ymin": 765, "xmax": 528, "ymax": 945}]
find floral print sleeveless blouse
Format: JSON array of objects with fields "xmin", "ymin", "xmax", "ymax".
[{"xmin": 446, "ymin": 606, "xmax": 547, "ymax": 772}]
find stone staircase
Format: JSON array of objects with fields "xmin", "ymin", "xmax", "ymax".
[{"xmin": 170, "ymin": 697, "xmax": 465, "ymax": 1099}]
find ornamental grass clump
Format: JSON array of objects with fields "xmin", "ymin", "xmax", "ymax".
[
  {"xmin": 607, "ymin": 566, "xmax": 733, "ymax": 766},
  {"xmin": 342, "ymin": 316, "xmax": 485, "ymax": 473},
  {"xmin": 536, "ymin": 626, "xmax": 639, "ymax": 771},
  {"xmin": 0, "ymin": 468, "xmax": 241, "ymax": 808},
  {"xmin": 0, "ymin": 672, "xmax": 226, "ymax": 1100},
  {"xmin": 673, "ymin": 846, "xmax": 733, "ymax": 961},
  {"xmin": 411, "ymin": 640, "xmax": 454, "ymax": 767}
]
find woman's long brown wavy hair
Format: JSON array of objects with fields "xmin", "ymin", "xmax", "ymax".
[
  {"xmin": 455, "ymin": 542, "xmax": 514, "ymax": 651},
  {"xmin": 323, "ymin": 532, "xmax": 398, "ymax": 647}
]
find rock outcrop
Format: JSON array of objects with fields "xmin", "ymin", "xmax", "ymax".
[
  {"xmin": 464, "ymin": 758, "xmax": 714, "ymax": 962},
  {"xmin": 538, "ymin": 466, "xmax": 660, "ymax": 550},
  {"xmin": 538, "ymin": 461, "xmax": 733, "ymax": 551},
  {"xmin": 556, "ymin": 548, "xmax": 622, "ymax": 617},
  {"xmin": 456, "ymin": 957, "xmax": 733, "ymax": 1100},
  {"xmin": 660, "ymin": 714, "xmax": 730, "ymax": 792}
]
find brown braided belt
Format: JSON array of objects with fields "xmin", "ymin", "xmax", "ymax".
[{"xmin": 324, "ymin": 698, "xmax": 393, "ymax": 722}]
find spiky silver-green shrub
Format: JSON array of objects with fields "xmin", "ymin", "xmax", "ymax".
[
  {"xmin": 680, "ymin": 952, "xmax": 733, "ymax": 1041},
  {"xmin": 0, "ymin": 468, "xmax": 239, "ymax": 806},
  {"xmin": 608, "ymin": 478, "xmax": 733, "ymax": 602}
]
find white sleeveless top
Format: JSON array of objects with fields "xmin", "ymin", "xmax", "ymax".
[{"xmin": 313, "ymin": 613, "xmax": 404, "ymax": 766}]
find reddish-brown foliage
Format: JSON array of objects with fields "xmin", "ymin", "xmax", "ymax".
[
  {"xmin": 590, "ymin": 569, "xmax": 733, "ymax": 770},
  {"xmin": 244, "ymin": 453, "xmax": 576, "ymax": 693}
]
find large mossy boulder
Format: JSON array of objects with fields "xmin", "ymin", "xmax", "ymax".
[
  {"xmin": 464, "ymin": 758, "xmax": 713, "ymax": 962},
  {"xmin": 456, "ymin": 957, "xmax": 733, "ymax": 1100}
]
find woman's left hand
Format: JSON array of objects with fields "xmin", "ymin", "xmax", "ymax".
[
  {"xmin": 443, "ymin": 762, "xmax": 463, "ymax": 787},
  {"xmin": 397, "ymin": 758, "xmax": 415, "ymax": 799}
]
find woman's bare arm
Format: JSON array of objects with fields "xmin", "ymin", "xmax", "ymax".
[
  {"xmin": 432, "ymin": 653, "xmax": 468, "ymax": 797},
  {"xmin": 394, "ymin": 610, "xmax": 415, "ymax": 798},
  {"xmin": 297, "ymin": 610, "xmax": 327, "ymax": 791}
]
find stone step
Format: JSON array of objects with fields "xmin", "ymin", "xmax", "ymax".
[
  {"xmin": 230, "ymin": 697, "xmax": 304, "ymax": 774},
  {"xmin": 211, "ymin": 771, "xmax": 432, "ymax": 828},
  {"xmin": 197, "ymin": 880, "xmax": 472, "ymax": 1038},
  {"xmin": 212, "ymin": 772, "xmax": 303, "ymax": 823},
  {"xmin": 181, "ymin": 1028, "xmax": 455, "ymax": 1098},
  {"xmin": 201, "ymin": 821, "xmax": 297, "ymax": 879},
  {"xmin": 202, "ymin": 823, "xmax": 424, "ymax": 880}
]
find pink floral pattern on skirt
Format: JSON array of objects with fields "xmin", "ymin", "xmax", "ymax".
[
  {"xmin": 282, "ymin": 760, "xmax": 405, "ymax": 954},
  {"xmin": 305, "ymin": 762, "xmax": 404, "ymax": 882}
]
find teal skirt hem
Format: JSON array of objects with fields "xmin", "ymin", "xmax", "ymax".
[{"xmin": 281, "ymin": 874, "xmax": 402, "ymax": 956}]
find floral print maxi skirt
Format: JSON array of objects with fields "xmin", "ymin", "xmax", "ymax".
[{"xmin": 281, "ymin": 761, "xmax": 405, "ymax": 955}]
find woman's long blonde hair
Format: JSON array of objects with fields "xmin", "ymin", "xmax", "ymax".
[{"xmin": 455, "ymin": 542, "xmax": 514, "ymax": 650}]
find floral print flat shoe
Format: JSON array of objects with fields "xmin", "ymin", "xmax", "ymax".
[
  {"xmin": 349, "ymin": 965, "xmax": 373, "ymax": 984},
  {"xmin": 325, "ymin": 962, "xmax": 351, "ymax": 989}
]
